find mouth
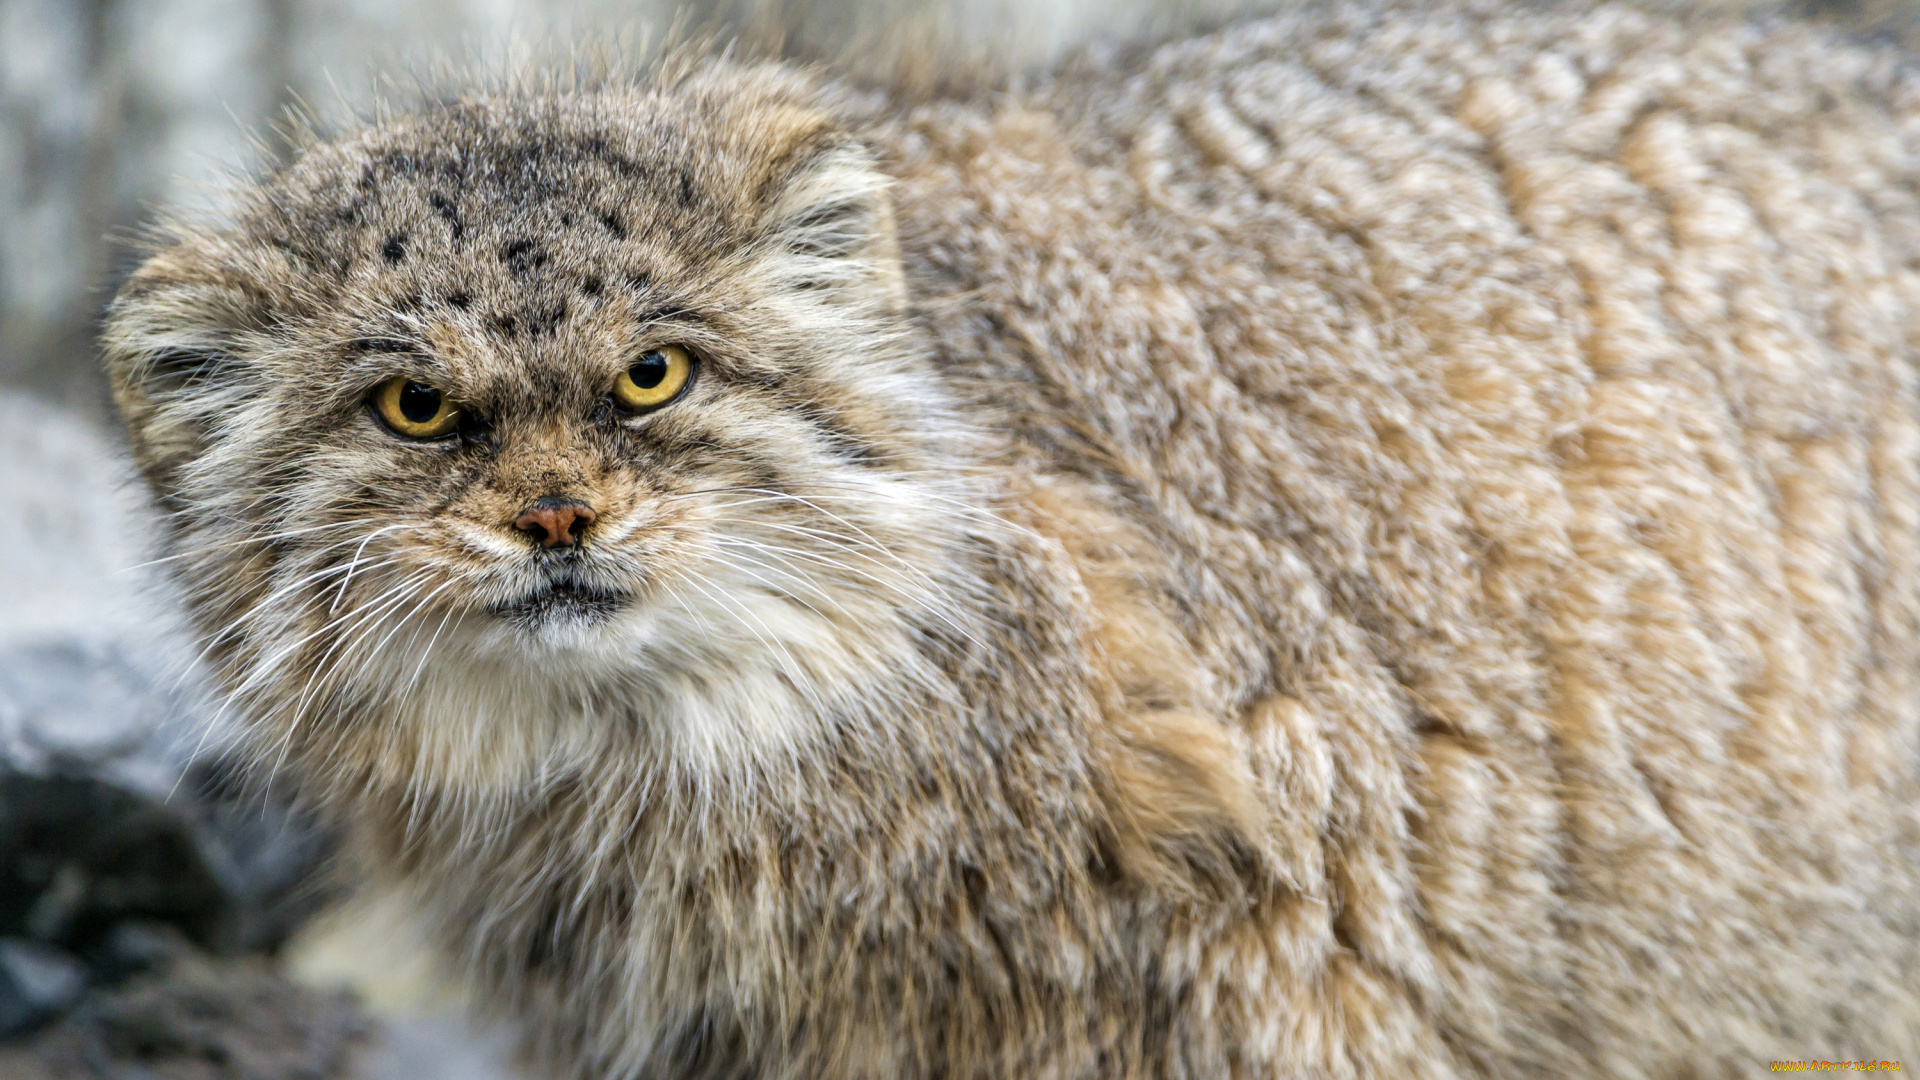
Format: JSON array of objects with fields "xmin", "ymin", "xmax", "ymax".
[{"xmin": 490, "ymin": 580, "xmax": 630, "ymax": 630}]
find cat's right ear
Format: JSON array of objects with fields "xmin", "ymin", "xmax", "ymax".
[{"xmin": 102, "ymin": 250, "xmax": 265, "ymax": 491}]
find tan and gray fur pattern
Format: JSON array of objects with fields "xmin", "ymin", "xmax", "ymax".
[{"xmin": 103, "ymin": 2, "xmax": 1920, "ymax": 1076}]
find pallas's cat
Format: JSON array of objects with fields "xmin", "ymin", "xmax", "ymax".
[{"xmin": 103, "ymin": 4, "xmax": 1920, "ymax": 1076}]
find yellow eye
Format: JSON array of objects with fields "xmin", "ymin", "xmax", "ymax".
[
  {"xmin": 373, "ymin": 377, "xmax": 461, "ymax": 439},
  {"xmin": 612, "ymin": 345, "xmax": 694, "ymax": 412}
]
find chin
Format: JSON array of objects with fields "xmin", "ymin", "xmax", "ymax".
[{"xmin": 478, "ymin": 608, "xmax": 649, "ymax": 671}]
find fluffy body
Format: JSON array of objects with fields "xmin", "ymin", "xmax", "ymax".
[{"xmin": 105, "ymin": 3, "xmax": 1920, "ymax": 1076}]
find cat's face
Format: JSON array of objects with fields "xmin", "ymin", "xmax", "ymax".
[{"xmin": 104, "ymin": 69, "xmax": 979, "ymax": 787}]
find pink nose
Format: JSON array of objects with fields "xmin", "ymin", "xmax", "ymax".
[{"xmin": 514, "ymin": 498, "xmax": 598, "ymax": 548}]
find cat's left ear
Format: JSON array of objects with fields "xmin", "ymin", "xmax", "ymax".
[{"xmin": 758, "ymin": 139, "xmax": 905, "ymax": 306}]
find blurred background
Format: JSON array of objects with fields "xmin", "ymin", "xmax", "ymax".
[{"xmin": 0, "ymin": 0, "xmax": 1916, "ymax": 1076}]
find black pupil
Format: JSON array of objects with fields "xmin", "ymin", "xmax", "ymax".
[
  {"xmin": 398, "ymin": 382, "xmax": 441, "ymax": 423},
  {"xmin": 630, "ymin": 353, "xmax": 669, "ymax": 389}
]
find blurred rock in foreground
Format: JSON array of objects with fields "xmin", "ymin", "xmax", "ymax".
[
  {"xmin": 0, "ymin": 926, "xmax": 367, "ymax": 1080},
  {"xmin": 0, "ymin": 766, "xmax": 365, "ymax": 1077}
]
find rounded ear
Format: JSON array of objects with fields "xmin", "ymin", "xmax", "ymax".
[
  {"xmin": 101, "ymin": 250, "xmax": 267, "ymax": 495},
  {"xmin": 764, "ymin": 141, "xmax": 892, "ymax": 258},
  {"xmin": 757, "ymin": 140, "xmax": 906, "ymax": 305}
]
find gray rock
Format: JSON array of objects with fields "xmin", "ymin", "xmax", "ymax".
[
  {"xmin": 0, "ymin": 771, "xmax": 226, "ymax": 955},
  {"xmin": 17, "ymin": 926, "xmax": 369, "ymax": 1079},
  {"xmin": 0, "ymin": 392, "xmax": 208, "ymax": 793},
  {"xmin": 0, "ymin": 641, "xmax": 180, "ymax": 775},
  {"xmin": 0, "ymin": 939, "xmax": 87, "ymax": 1037},
  {"xmin": 0, "ymin": 763, "xmax": 339, "ymax": 966}
]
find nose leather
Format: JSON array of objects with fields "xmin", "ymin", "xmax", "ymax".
[{"xmin": 515, "ymin": 497, "xmax": 598, "ymax": 548}]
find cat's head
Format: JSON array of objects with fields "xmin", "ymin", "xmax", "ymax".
[{"xmin": 104, "ymin": 64, "xmax": 981, "ymax": 791}]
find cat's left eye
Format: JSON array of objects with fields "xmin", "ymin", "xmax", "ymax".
[
  {"xmin": 612, "ymin": 345, "xmax": 695, "ymax": 413},
  {"xmin": 372, "ymin": 377, "xmax": 462, "ymax": 439}
]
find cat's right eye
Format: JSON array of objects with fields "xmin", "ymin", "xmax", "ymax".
[{"xmin": 372, "ymin": 377, "xmax": 462, "ymax": 439}]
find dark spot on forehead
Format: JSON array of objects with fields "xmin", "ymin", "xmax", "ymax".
[
  {"xmin": 581, "ymin": 276, "xmax": 603, "ymax": 297},
  {"xmin": 597, "ymin": 212, "xmax": 627, "ymax": 241},
  {"xmin": 492, "ymin": 313, "xmax": 518, "ymax": 337},
  {"xmin": 501, "ymin": 239, "xmax": 548, "ymax": 277},
  {"xmin": 382, "ymin": 233, "xmax": 408, "ymax": 263},
  {"xmin": 626, "ymin": 271, "xmax": 652, "ymax": 292},
  {"xmin": 581, "ymin": 136, "xmax": 649, "ymax": 182},
  {"xmin": 446, "ymin": 291, "xmax": 472, "ymax": 310},
  {"xmin": 526, "ymin": 300, "xmax": 568, "ymax": 337},
  {"xmin": 429, "ymin": 192, "xmax": 464, "ymax": 241},
  {"xmin": 678, "ymin": 168, "xmax": 696, "ymax": 207}
]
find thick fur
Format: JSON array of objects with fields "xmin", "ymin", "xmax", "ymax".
[{"xmin": 104, "ymin": 3, "xmax": 1920, "ymax": 1077}]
